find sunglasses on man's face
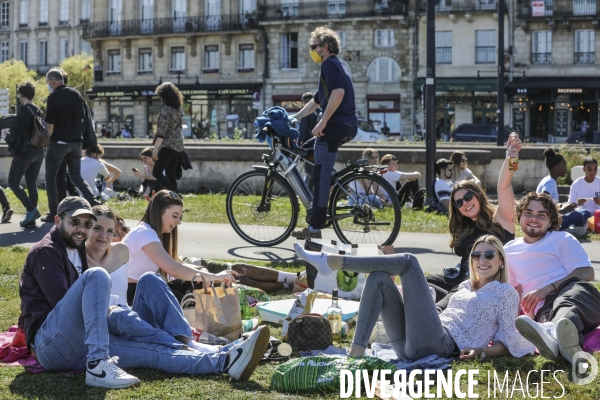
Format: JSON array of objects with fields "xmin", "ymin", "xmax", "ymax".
[
  {"xmin": 470, "ymin": 250, "xmax": 497, "ymax": 261},
  {"xmin": 453, "ymin": 191, "xmax": 474, "ymax": 208},
  {"xmin": 310, "ymin": 43, "xmax": 323, "ymax": 50},
  {"xmin": 63, "ymin": 215, "xmax": 94, "ymax": 230}
]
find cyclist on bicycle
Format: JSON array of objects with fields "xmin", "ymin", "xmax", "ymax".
[{"xmin": 290, "ymin": 26, "xmax": 357, "ymax": 240}]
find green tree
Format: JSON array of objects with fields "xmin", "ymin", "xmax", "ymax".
[
  {"xmin": 0, "ymin": 60, "xmax": 49, "ymax": 114},
  {"xmin": 60, "ymin": 52, "xmax": 94, "ymax": 106}
]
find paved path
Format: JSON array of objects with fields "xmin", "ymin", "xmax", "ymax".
[{"xmin": 1, "ymin": 215, "xmax": 599, "ymax": 277}]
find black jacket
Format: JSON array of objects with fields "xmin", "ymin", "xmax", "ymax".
[
  {"xmin": 18, "ymin": 226, "xmax": 89, "ymax": 349},
  {"xmin": 5, "ymin": 104, "xmax": 41, "ymax": 156}
]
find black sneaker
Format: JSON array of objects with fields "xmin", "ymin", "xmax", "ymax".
[
  {"xmin": 40, "ymin": 214, "xmax": 56, "ymax": 223},
  {"xmin": 1, "ymin": 207, "xmax": 12, "ymax": 223}
]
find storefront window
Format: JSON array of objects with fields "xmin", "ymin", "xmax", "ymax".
[
  {"xmin": 108, "ymin": 98, "xmax": 134, "ymax": 136},
  {"xmin": 367, "ymin": 95, "xmax": 400, "ymax": 135},
  {"xmin": 473, "ymin": 99, "xmax": 497, "ymax": 124}
]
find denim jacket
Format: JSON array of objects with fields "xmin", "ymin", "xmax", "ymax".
[{"xmin": 18, "ymin": 226, "xmax": 89, "ymax": 349}]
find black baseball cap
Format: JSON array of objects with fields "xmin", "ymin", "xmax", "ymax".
[{"xmin": 57, "ymin": 197, "xmax": 97, "ymax": 220}]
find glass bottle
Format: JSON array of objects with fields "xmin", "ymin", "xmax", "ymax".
[
  {"xmin": 327, "ymin": 289, "xmax": 343, "ymax": 346},
  {"xmin": 508, "ymin": 133, "xmax": 519, "ymax": 171}
]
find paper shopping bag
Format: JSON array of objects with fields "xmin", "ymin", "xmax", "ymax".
[{"xmin": 193, "ymin": 282, "xmax": 243, "ymax": 341}]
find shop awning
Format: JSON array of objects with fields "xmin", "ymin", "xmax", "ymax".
[
  {"xmin": 505, "ymin": 76, "xmax": 600, "ymax": 90},
  {"xmin": 413, "ymin": 77, "xmax": 497, "ymax": 92},
  {"xmin": 87, "ymin": 82, "xmax": 263, "ymax": 99}
]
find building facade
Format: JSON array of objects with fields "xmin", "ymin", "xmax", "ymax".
[{"xmin": 1, "ymin": 0, "xmax": 92, "ymax": 73}]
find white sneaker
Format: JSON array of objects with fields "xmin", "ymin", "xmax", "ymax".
[
  {"xmin": 224, "ymin": 325, "xmax": 270, "ymax": 381},
  {"xmin": 86, "ymin": 356, "xmax": 141, "ymax": 389},
  {"xmin": 515, "ymin": 316, "xmax": 559, "ymax": 360},
  {"xmin": 556, "ymin": 318, "xmax": 584, "ymax": 363}
]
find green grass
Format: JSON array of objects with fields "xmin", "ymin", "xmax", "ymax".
[{"xmin": 1, "ymin": 247, "xmax": 600, "ymax": 399}]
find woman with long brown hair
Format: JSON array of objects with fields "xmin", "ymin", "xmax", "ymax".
[{"xmin": 123, "ymin": 190, "xmax": 234, "ymax": 305}]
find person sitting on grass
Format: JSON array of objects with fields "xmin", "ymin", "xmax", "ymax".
[
  {"xmin": 294, "ymin": 235, "xmax": 534, "ymax": 360},
  {"xmin": 536, "ymin": 148, "xmax": 590, "ymax": 237},
  {"xmin": 450, "ymin": 151, "xmax": 481, "ymax": 186},
  {"xmin": 131, "ymin": 147, "xmax": 162, "ymax": 198},
  {"xmin": 18, "ymin": 196, "xmax": 271, "ymax": 390},
  {"xmin": 432, "ymin": 158, "xmax": 454, "ymax": 213},
  {"xmin": 379, "ymin": 153, "xmax": 421, "ymax": 208},
  {"xmin": 568, "ymin": 156, "xmax": 600, "ymax": 220},
  {"xmin": 505, "ymin": 192, "xmax": 600, "ymax": 363}
]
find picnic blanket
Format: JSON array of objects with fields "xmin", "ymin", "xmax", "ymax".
[{"xmin": 0, "ymin": 325, "xmax": 45, "ymax": 373}]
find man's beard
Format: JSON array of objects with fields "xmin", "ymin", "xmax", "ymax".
[
  {"xmin": 522, "ymin": 224, "xmax": 548, "ymax": 239},
  {"xmin": 59, "ymin": 222, "xmax": 87, "ymax": 249}
]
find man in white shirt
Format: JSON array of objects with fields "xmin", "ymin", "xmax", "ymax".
[
  {"xmin": 433, "ymin": 158, "xmax": 453, "ymax": 212},
  {"xmin": 81, "ymin": 145, "xmax": 110, "ymax": 197},
  {"xmin": 380, "ymin": 154, "xmax": 421, "ymax": 208},
  {"xmin": 506, "ymin": 192, "xmax": 600, "ymax": 364}
]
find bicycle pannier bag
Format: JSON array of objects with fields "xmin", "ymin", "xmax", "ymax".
[{"xmin": 25, "ymin": 105, "xmax": 50, "ymax": 148}]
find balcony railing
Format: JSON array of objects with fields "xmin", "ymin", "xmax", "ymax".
[
  {"xmin": 82, "ymin": 14, "xmax": 259, "ymax": 39},
  {"xmin": 475, "ymin": 46, "xmax": 495, "ymax": 63},
  {"xmin": 436, "ymin": 47, "xmax": 452, "ymax": 64},
  {"xmin": 532, "ymin": 52, "xmax": 552, "ymax": 64},
  {"xmin": 419, "ymin": 0, "xmax": 498, "ymax": 12},
  {"xmin": 575, "ymin": 52, "xmax": 595, "ymax": 63},
  {"xmin": 261, "ymin": 1, "xmax": 407, "ymax": 21},
  {"xmin": 519, "ymin": 0, "xmax": 600, "ymax": 18}
]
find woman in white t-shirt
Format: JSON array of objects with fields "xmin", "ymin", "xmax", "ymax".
[
  {"xmin": 123, "ymin": 190, "xmax": 235, "ymax": 305},
  {"xmin": 450, "ymin": 151, "xmax": 481, "ymax": 186},
  {"xmin": 568, "ymin": 157, "xmax": 600, "ymax": 214}
]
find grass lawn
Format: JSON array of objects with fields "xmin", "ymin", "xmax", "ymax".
[
  {"xmin": 1, "ymin": 247, "xmax": 600, "ymax": 399},
  {"xmin": 4, "ymin": 190, "xmax": 600, "ymax": 241}
]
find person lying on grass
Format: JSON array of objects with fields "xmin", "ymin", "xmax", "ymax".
[
  {"xmin": 19, "ymin": 197, "xmax": 271, "ymax": 390},
  {"xmin": 295, "ymin": 235, "xmax": 534, "ymax": 361}
]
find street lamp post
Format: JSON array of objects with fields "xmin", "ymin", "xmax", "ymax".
[
  {"xmin": 496, "ymin": 0, "xmax": 505, "ymax": 146},
  {"xmin": 425, "ymin": 0, "xmax": 437, "ymax": 206}
]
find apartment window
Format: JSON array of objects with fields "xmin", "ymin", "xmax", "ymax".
[
  {"xmin": 39, "ymin": 0, "xmax": 48, "ymax": 25},
  {"xmin": 19, "ymin": 0, "xmax": 28, "ymax": 27},
  {"xmin": 338, "ymin": 31, "xmax": 346, "ymax": 49},
  {"xmin": 281, "ymin": 0, "xmax": 298, "ymax": 17},
  {"xmin": 475, "ymin": 30, "xmax": 495, "ymax": 64},
  {"xmin": 280, "ymin": 32, "xmax": 298, "ymax": 69},
  {"xmin": 81, "ymin": 0, "xmax": 90, "ymax": 21},
  {"xmin": 238, "ymin": 44, "xmax": 254, "ymax": 71},
  {"xmin": 367, "ymin": 57, "xmax": 400, "ymax": 82},
  {"xmin": 81, "ymin": 40, "xmax": 92, "ymax": 56},
  {"xmin": 240, "ymin": 0, "xmax": 256, "ymax": 15},
  {"xmin": 435, "ymin": 31, "xmax": 452, "ymax": 64},
  {"xmin": 328, "ymin": 0, "xmax": 345, "ymax": 15},
  {"xmin": 138, "ymin": 48, "xmax": 152, "ymax": 74},
  {"xmin": 375, "ymin": 29, "xmax": 394, "ymax": 47},
  {"xmin": 532, "ymin": 30, "xmax": 552, "ymax": 64},
  {"xmin": 60, "ymin": 0, "xmax": 69, "ymax": 23},
  {"xmin": 1, "ymin": 2, "xmax": 8, "ymax": 28},
  {"xmin": 19, "ymin": 41, "xmax": 27, "ymax": 64},
  {"xmin": 204, "ymin": 45, "xmax": 219, "ymax": 72},
  {"xmin": 59, "ymin": 38, "xmax": 69, "ymax": 62},
  {"xmin": 107, "ymin": 49, "xmax": 121, "ymax": 75},
  {"xmin": 0, "ymin": 41, "xmax": 8, "ymax": 62},
  {"xmin": 172, "ymin": 0, "xmax": 187, "ymax": 32},
  {"xmin": 39, "ymin": 40, "xmax": 47, "ymax": 67},
  {"xmin": 170, "ymin": 47, "xmax": 185, "ymax": 73},
  {"xmin": 575, "ymin": 30, "xmax": 595, "ymax": 64}
]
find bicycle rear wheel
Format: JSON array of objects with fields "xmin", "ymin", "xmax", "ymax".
[
  {"xmin": 226, "ymin": 169, "xmax": 299, "ymax": 247},
  {"xmin": 328, "ymin": 172, "xmax": 401, "ymax": 246}
]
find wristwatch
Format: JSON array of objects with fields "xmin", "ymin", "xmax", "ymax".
[{"xmin": 479, "ymin": 349, "xmax": 487, "ymax": 359}]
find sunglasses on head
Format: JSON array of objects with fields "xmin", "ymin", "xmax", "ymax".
[
  {"xmin": 454, "ymin": 191, "xmax": 474, "ymax": 208},
  {"xmin": 470, "ymin": 250, "xmax": 497, "ymax": 261},
  {"xmin": 310, "ymin": 43, "xmax": 323, "ymax": 50},
  {"xmin": 63, "ymin": 215, "xmax": 94, "ymax": 230},
  {"xmin": 113, "ymin": 225, "xmax": 130, "ymax": 239}
]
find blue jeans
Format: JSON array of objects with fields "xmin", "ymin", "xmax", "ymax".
[
  {"xmin": 560, "ymin": 210, "xmax": 592, "ymax": 230},
  {"xmin": 33, "ymin": 270, "xmax": 227, "ymax": 375},
  {"xmin": 339, "ymin": 253, "xmax": 455, "ymax": 360}
]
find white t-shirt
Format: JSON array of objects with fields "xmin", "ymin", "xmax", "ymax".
[
  {"xmin": 568, "ymin": 176, "xmax": 600, "ymax": 213},
  {"xmin": 505, "ymin": 231, "xmax": 591, "ymax": 314},
  {"xmin": 451, "ymin": 168, "xmax": 481, "ymax": 186},
  {"xmin": 66, "ymin": 248, "xmax": 82, "ymax": 276},
  {"xmin": 110, "ymin": 262, "xmax": 129, "ymax": 305},
  {"xmin": 381, "ymin": 170, "xmax": 405, "ymax": 188},
  {"xmin": 536, "ymin": 175, "xmax": 559, "ymax": 202},
  {"xmin": 123, "ymin": 222, "xmax": 162, "ymax": 281},
  {"xmin": 80, "ymin": 156, "xmax": 109, "ymax": 196},
  {"xmin": 434, "ymin": 178, "xmax": 453, "ymax": 203}
]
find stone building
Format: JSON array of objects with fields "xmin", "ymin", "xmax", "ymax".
[
  {"xmin": 259, "ymin": 0, "xmax": 412, "ymax": 138},
  {"xmin": 1, "ymin": 0, "xmax": 92, "ymax": 72},
  {"xmin": 83, "ymin": 0, "xmax": 264, "ymax": 138},
  {"xmin": 507, "ymin": 0, "xmax": 600, "ymax": 142}
]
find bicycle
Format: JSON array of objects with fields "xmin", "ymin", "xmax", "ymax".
[{"xmin": 225, "ymin": 127, "xmax": 402, "ymax": 247}]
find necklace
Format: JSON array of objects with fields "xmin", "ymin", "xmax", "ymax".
[{"xmin": 88, "ymin": 249, "xmax": 108, "ymax": 262}]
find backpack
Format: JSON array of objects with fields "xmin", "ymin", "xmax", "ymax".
[{"xmin": 24, "ymin": 105, "xmax": 50, "ymax": 148}]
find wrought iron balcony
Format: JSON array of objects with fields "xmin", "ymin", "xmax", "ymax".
[
  {"xmin": 436, "ymin": 47, "xmax": 452, "ymax": 64},
  {"xmin": 475, "ymin": 46, "xmax": 496, "ymax": 63},
  {"xmin": 518, "ymin": 0, "xmax": 600, "ymax": 18},
  {"xmin": 418, "ymin": 0, "xmax": 498, "ymax": 13},
  {"xmin": 574, "ymin": 52, "xmax": 595, "ymax": 63},
  {"xmin": 82, "ymin": 14, "xmax": 259, "ymax": 39},
  {"xmin": 531, "ymin": 52, "xmax": 552, "ymax": 64},
  {"xmin": 27, "ymin": 64, "xmax": 51, "ymax": 74},
  {"xmin": 260, "ymin": 0, "xmax": 407, "ymax": 22}
]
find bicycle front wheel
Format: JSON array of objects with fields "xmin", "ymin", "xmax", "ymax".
[
  {"xmin": 329, "ymin": 172, "xmax": 401, "ymax": 246},
  {"xmin": 226, "ymin": 169, "xmax": 299, "ymax": 247}
]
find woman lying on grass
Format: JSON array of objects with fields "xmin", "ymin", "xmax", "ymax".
[{"xmin": 295, "ymin": 235, "xmax": 534, "ymax": 360}]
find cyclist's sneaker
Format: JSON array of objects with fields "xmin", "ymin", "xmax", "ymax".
[
  {"xmin": 291, "ymin": 227, "xmax": 322, "ymax": 239},
  {"xmin": 86, "ymin": 356, "xmax": 140, "ymax": 389}
]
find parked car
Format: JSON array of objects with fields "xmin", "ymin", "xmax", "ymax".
[
  {"xmin": 565, "ymin": 130, "xmax": 600, "ymax": 144},
  {"xmin": 352, "ymin": 118, "xmax": 388, "ymax": 142},
  {"xmin": 450, "ymin": 124, "xmax": 544, "ymax": 143}
]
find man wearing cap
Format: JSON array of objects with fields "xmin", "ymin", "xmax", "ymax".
[{"xmin": 19, "ymin": 196, "xmax": 140, "ymax": 389}]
